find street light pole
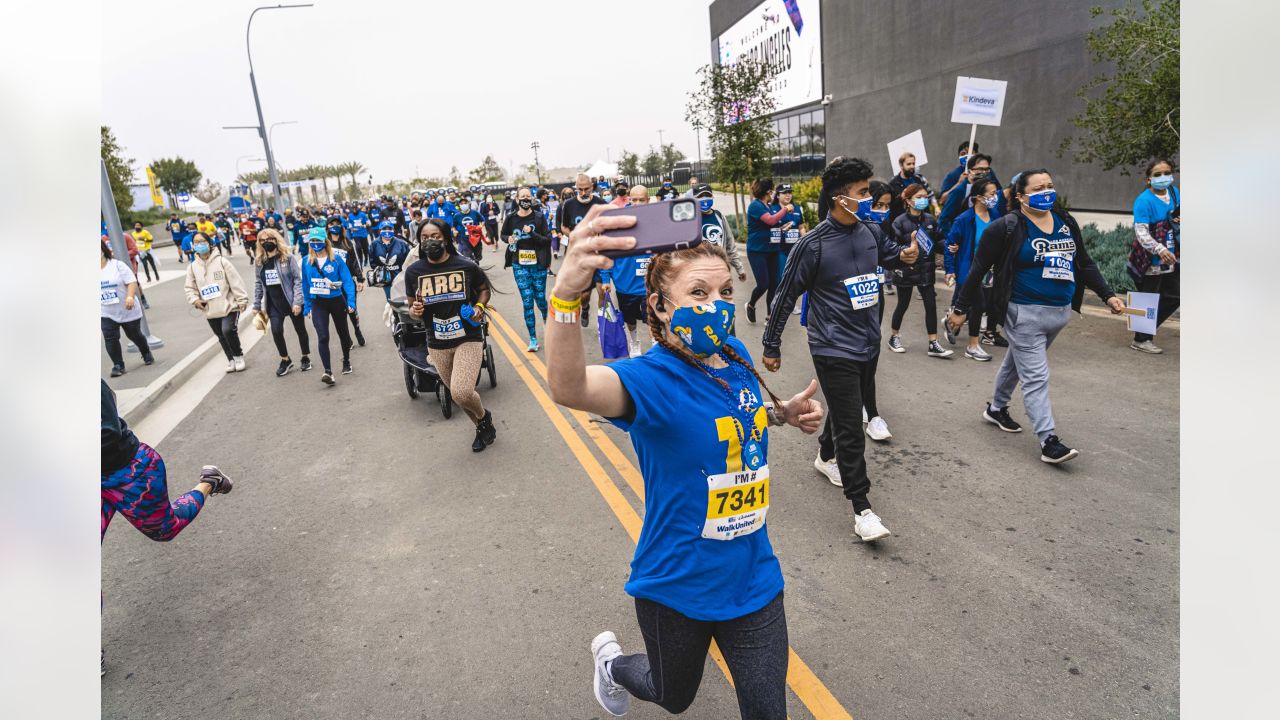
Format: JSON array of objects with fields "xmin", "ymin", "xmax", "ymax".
[
  {"xmin": 530, "ymin": 141, "xmax": 543, "ymax": 185},
  {"xmin": 101, "ymin": 158, "xmax": 163, "ymax": 351},
  {"xmin": 246, "ymin": 4, "xmax": 313, "ymax": 210}
]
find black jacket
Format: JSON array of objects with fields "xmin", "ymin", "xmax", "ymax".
[
  {"xmin": 954, "ymin": 210, "xmax": 1115, "ymax": 318},
  {"xmin": 762, "ymin": 217, "xmax": 912, "ymax": 362},
  {"xmin": 889, "ymin": 211, "xmax": 941, "ymax": 287}
]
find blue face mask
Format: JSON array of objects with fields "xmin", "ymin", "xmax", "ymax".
[
  {"xmin": 912, "ymin": 197, "xmax": 930, "ymax": 211},
  {"xmin": 193, "ymin": 243, "xmax": 210, "ymax": 255},
  {"xmin": 845, "ymin": 195, "xmax": 875, "ymax": 221},
  {"xmin": 308, "ymin": 242, "xmax": 326, "ymax": 253},
  {"xmin": 1150, "ymin": 174, "xmax": 1175, "ymax": 191},
  {"xmin": 698, "ymin": 198, "xmax": 714, "ymax": 213},
  {"xmin": 1025, "ymin": 189, "xmax": 1057, "ymax": 211},
  {"xmin": 867, "ymin": 209, "xmax": 889, "ymax": 224},
  {"xmin": 669, "ymin": 299, "xmax": 736, "ymax": 359}
]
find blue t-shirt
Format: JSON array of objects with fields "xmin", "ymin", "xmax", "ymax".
[
  {"xmin": 771, "ymin": 203, "xmax": 804, "ymax": 248},
  {"xmin": 1010, "ymin": 215, "xmax": 1076, "ymax": 307},
  {"xmin": 607, "ymin": 336, "xmax": 784, "ymax": 621},
  {"xmin": 974, "ymin": 214, "xmax": 991, "ymax": 250},
  {"xmin": 600, "ymin": 254, "xmax": 651, "ymax": 297},
  {"xmin": 1132, "ymin": 187, "xmax": 1179, "ymax": 226},
  {"xmin": 347, "ymin": 211, "xmax": 370, "ymax": 237},
  {"xmin": 746, "ymin": 199, "xmax": 781, "ymax": 253}
]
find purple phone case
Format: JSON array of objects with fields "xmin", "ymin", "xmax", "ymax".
[{"xmin": 598, "ymin": 199, "xmax": 703, "ymax": 258}]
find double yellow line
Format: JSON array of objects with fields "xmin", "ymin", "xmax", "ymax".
[{"xmin": 485, "ymin": 309, "xmax": 854, "ymax": 720}]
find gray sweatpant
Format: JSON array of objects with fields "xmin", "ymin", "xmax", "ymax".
[{"xmin": 991, "ymin": 303, "xmax": 1073, "ymax": 443}]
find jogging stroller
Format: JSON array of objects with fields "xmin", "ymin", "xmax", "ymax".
[{"xmin": 389, "ymin": 287, "xmax": 496, "ymax": 418}]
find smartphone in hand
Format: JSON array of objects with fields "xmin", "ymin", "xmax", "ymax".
[{"xmin": 598, "ymin": 199, "xmax": 702, "ymax": 258}]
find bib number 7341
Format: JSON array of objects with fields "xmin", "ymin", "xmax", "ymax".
[{"xmin": 703, "ymin": 465, "xmax": 770, "ymax": 541}]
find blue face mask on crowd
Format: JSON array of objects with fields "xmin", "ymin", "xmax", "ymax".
[
  {"xmin": 669, "ymin": 299, "xmax": 736, "ymax": 359},
  {"xmin": 1150, "ymin": 174, "xmax": 1175, "ymax": 191},
  {"xmin": 308, "ymin": 241, "xmax": 326, "ymax": 253},
  {"xmin": 1025, "ymin": 189, "xmax": 1057, "ymax": 211},
  {"xmin": 912, "ymin": 197, "xmax": 930, "ymax": 211},
  {"xmin": 698, "ymin": 198, "xmax": 714, "ymax": 213},
  {"xmin": 193, "ymin": 242, "xmax": 210, "ymax": 255}
]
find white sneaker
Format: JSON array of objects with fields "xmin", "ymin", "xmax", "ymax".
[
  {"xmin": 865, "ymin": 416, "xmax": 892, "ymax": 441},
  {"xmin": 590, "ymin": 631, "xmax": 630, "ymax": 716},
  {"xmin": 225, "ymin": 360, "xmax": 236, "ymax": 373},
  {"xmin": 233, "ymin": 355, "xmax": 246, "ymax": 372},
  {"xmin": 628, "ymin": 337, "xmax": 642, "ymax": 358},
  {"xmin": 813, "ymin": 454, "xmax": 841, "ymax": 486},
  {"xmin": 854, "ymin": 509, "xmax": 891, "ymax": 542},
  {"xmin": 1130, "ymin": 339, "xmax": 1164, "ymax": 354}
]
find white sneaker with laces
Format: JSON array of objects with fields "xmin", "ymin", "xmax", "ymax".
[
  {"xmin": 854, "ymin": 509, "xmax": 891, "ymax": 542},
  {"xmin": 865, "ymin": 416, "xmax": 892, "ymax": 441},
  {"xmin": 1130, "ymin": 339, "xmax": 1164, "ymax": 354},
  {"xmin": 591, "ymin": 631, "xmax": 630, "ymax": 716},
  {"xmin": 813, "ymin": 454, "xmax": 841, "ymax": 486},
  {"xmin": 628, "ymin": 337, "xmax": 642, "ymax": 358},
  {"xmin": 233, "ymin": 355, "xmax": 246, "ymax": 372},
  {"xmin": 225, "ymin": 359, "xmax": 236, "ymax": 373}
]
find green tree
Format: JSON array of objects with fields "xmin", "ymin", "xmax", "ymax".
[
  {"xmin": 468, "ymin": 155, "xmax": 506, "ymax": 184},
  {"xmin": 686, "ymin": 58, "xmax": 778, "ymax": 233},
  {"xmin": 659, "ymin": 143, "xmax": 686, "ymax": 173},
  {"xmin": 641, "ymin": 147, "xmax": 664, "ymax": 176},
  {"xmin": 617, "ymin": 149, "xmax": 641, "ymax": 177},
  {"xmin": 101, "ymin": 126, "xmax": 136, "ymax": 220},
  {"xmin": 337, "ymin": 161, "xmax": 366, "ymax": 189},
  {"xmin": 150, "ymin": 156, "xmax": 202, "ymax": 209},
  {"xmin": 1058, "ymin": 0, "xmax": 1179, "ymax": 173}
]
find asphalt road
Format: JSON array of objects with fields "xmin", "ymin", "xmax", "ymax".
[{"xmin": 102, "ymin": 250, "xmax": 1178, "ymax": 720}]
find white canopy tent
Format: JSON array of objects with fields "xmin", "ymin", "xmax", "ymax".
[{"xmin": 582, "ymin": 160, "xmax": 618, "ymax": 179}]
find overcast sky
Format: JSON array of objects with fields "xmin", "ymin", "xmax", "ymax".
[{"xmin": 104, "ymin": 0, "xmax": 715, "ymax": 187}]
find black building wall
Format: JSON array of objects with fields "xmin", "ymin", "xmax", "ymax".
[{"xmin": 711, "ymin": 0, "xmax": 1138, "ymax": 212}]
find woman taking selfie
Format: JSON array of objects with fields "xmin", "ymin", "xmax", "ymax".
[
  {"xmin": 546, "ymin": 206, "xmax": 825, "ymax": 720},
  {"xmin": 946, "ymin": 169, "xmax": 1124, "ymax": 464}
]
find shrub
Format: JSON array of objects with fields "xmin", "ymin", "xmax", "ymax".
[{"xmin": 1079, "ymin": 222, "xmax": 1135, "ymax": 294}]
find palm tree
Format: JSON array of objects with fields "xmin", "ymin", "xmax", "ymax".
[{"xmin": 339, "ymin": 161, "xmax": 366, "ymax": 190}]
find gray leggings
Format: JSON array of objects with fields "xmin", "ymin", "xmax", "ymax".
[
  {"xmin": 610, "ymin": 591, "xmax": 788, "ymax": 719},
  {"xmin": 992, "ymin": 303, "xmax": 1072, "ymax": 442}
]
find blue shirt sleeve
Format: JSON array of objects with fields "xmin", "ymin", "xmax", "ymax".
[
  {"xmin": 747, "ymin": 199, "xmax": 766, "ymax": 223},
  {"xmin": 604, "ymin": 356, "xmax": 652, "ymax": 432}
]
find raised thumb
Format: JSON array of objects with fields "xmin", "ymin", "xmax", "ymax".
[{"xmin": 798, "ymin": 378, "xmax": 819, "ymax": 399}]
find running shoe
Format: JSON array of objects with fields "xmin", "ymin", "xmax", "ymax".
[
  {"xmin": 199, "ymin": 465, "xmax": 234, "ymax": 495},
  {"xmin": 981, "ymin": 330, "xmax": 1009, "ymax": 347},
  {"xmin": 888, "ymin": 335, "xmax": 905, "ymax": 353},
  {"xmin": 746, "ymin": 302, "xmax": 757, "ymax": 323},
  {"xmin": 527, "ymin": 338, "xmax": 539, "ymax": 352},
  {"xmin": 321, "ymin": 372, "xmax": 335, "ymax": 386},
  {"xmin": 580, "ymin": 309, "xmax": 590, "ymax": 328},
  {"xmin": 590, "ymin": 631, "xmax": 631, "ymax": 717},
  {"xmin": 225, "ymin": 360, "xmax": 236, "ymax": 373},
  {"xmin": 479, "ymin": 410, "xmax": 497, "ymax": 446},
  {"xmin": 964, "ymin": 346, "xmax": 992, "ymax": 362},
  {"xmin": 854, "ymin": 509, "xmax": 891, "ymax": 542},
  {"xmin": 884, "ymin": 284, "xmax": 896, "ymax": 296},
  {"xmin": 940, "ymin": 313, "xmax": 957, "ymax": 345},
  {"xmin": 1130, "ymin": 339, "xmax": 1164, "ymax": 354},
  {"xmin": 233, "ymin": 355, "xmax": 246, "ymax": 372},
  {"xmin": 355, "ymin": 327, "xmax": 367, "ymax": 347},
  {"xmin": 1040, "ymin": 435, "xmax": 1079, "ymax": 464},
  {"xmin": 865, "ymin": 416, "xmax": 892, "ymax": 441},
  {"xmin": 300, "ymin": 356, "xmax": 312, "ymax": 372},
  {"xmin": 277, "ymin": 359, "xmax": 294, "ymax": 377},
  {"xmin": 813, "ymin": 455, "xmax": 842, "ymax": 486},
  {"xmin": 110, "ymin": 364, "xmax": 125, "ymax": 377},
  {"xmin": 342, "ymin": 359, "xmax": 353, "ymax": 375},
  {"xmin": 628, "ymin": 337, "xmax": 642, "ymax": 358},
  {"xmin": 983, "ymin": 403, "xmax": 1022, "ymax": 433},
  {"xmin": 927, "ymin": 340, "xmax": 954, "ymax": 358},
  {"xmin": 143, "ymin": 355, "xmax": 155, "ymax": 366}
]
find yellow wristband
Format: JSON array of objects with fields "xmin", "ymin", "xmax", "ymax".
[{"xmin": 550, "ymin": 294, "xmax": 582, "ymax": 313}]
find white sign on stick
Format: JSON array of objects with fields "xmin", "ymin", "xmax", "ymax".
[
  {"xmin": 887, "ymin": 130, "xmax": 929, "ymax": 175},
  {"xmin": 1124, "ymin": 291, "xmax": 1160, "ymax": 337},
  {"xmin": 951, "ymin": 76, "xmax": 1008, "ymax": 127}
]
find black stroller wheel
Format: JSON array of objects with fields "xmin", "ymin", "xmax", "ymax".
[
  {"xmin": 486, "ymin": 345, "xmax": 497, "ymax": 388},
  {"xmin": 403, "ymin": 363, "xmax": 419, "ymax": 399},
  {"xmin": 437, "ymin": 384, "xmax": 453, "ymax": 418}
]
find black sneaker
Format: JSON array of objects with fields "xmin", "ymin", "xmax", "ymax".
[
  {"xmin": 982, "ymin": 403, "xmax": 1022, "ymax": 433},
  {"xmin": 746, "ymin": 303, "xmax": 757, "ymax": 323},
  {"xmin": 1040, "ymin": 435, "xmax": 1079, "ymax": 464},
  {"xmin": 110, "ymin": 364, "xmax": 125, "ymax": 377},
  {"xmin": 342, "ymin": 359, "xmax": 353, "ymax": 375},
  {"xmin": 300, "ymin": 356, "xmax": 313, "ymax": 372},
  {"xmin": 982, "ymin": 331, "xmax": 1008, "ymax": 348},
  {"xmin": 355, "ymin": 328, "xmax": 366, "ymax": 347},
  {"xmin": 143, "ymin": 355, "xmax": 155, "ymax": 366},
  {"xmin": 321, "ymin": 372, "xmax": 335, "ymax": 386},
  {"xmin": 580, "ymin": 306, "xmax": 591, "ymax": 328},
  {"xmin": 276, "ymin": 359, "xmax": 294, "ymax": 377},
  {"xmin": 199, "ymin": 465, "xmax": 234, "ymax": 495},
  {"xmin": 472, "ymin": 410, "xmax": 496, "ymax": 452}
]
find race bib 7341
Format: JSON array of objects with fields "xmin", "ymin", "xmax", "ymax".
[{"xmin": 702, "ymin": 465, "xmax": 770, "ymax": 541}]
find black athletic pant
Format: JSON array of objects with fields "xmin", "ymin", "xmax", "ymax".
[
  {"xmin": 813, "ymin": 353, "xmax": 875, "ymax": 513},
  {"xmin": 268, "ymin": 307, "xmax": 311, "ymax": 358},
  {"xmin": 890, "ymin": 283, "xmax": 938, "ymax": 334},
  {"xmin": 748, "ymin": 250, "xmax": 781, "ymax": 312},
  {"xmin": 207, "ymin": 312, "xmax": 243, "ymax": 359},
  {"xmin": 101, "ymin": 316, "xmax": 151, "ymax": 367},
  {"xmin": 139, "ymin": 252, "xmax": 160, "ymax": 282},
  {"xmin": 1134, "ymin": 268, "xmax": 1180, "ymax": 343},
  {"xmin": 611, "ymin": 592, "xmax": 788, "ymax": 720},
  {"xmin": 310, "ymin": 296, "xmax": 352, "ymax": 372}
]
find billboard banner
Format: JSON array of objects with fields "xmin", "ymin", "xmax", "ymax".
[
  {"xmin": 950, "ymin": 76, "xmax": 1008, "ymax": 127},
  {"xmin": 715, "ymin": 0, "xmax": 822, "ymax": 115}
]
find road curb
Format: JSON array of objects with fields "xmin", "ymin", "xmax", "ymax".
[{"xmin": 119, "ymin": 312, "xmax": 254, "ymax": 426}]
